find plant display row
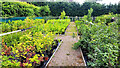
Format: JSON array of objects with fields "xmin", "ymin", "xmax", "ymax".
[
  {"xmin": 1, "ymin": 19, "xmax": 70, "ymax": 67},
  {"xmin": 44, "ymin": 19, "xmax": 70, "ymax": 34},
  {"xmin": 94, "ymin": 13, "xmax": 118, "ymax": 24},
  {"xmin": 1, "ymin": 18, "xmax": 45, "ymax": 33},
  {"xmin": 73, "ymin": 17, "xmax": 119, "ymax": 67},
  {"xmin": 2, "ymin": 29, "xmax": 57, "ymax": 67},
  {"xmin": 24, "ymin": 19, "xmax": 70, "ymax": 34},
  {"xmin": 1, "ymin": 18, "xmax": 70, "ymax": 34}
]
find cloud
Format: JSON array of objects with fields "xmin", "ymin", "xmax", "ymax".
[
  {"xmin": 74, "ymin": 0, "xmax": 120, "ymax": 4},
  {"xmin": 96, "ymin": 0, "xmax": 120, "ymax": 4}
]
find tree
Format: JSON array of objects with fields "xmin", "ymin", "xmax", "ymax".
[
  {"xmin": 117, "ymin": 2, "xmax": 120, "ymax": 14},
  {"xmin": 87, "ymin": 8, "xmax": 93, "ymax": 22},
  {"xmin": 60, "ymin": 10, "xmax": 66, "ymax": 19},
  {"xmin": 2, "ymin": 2, "xmax": 51, "ymax": 17},
  {"xmin": 39, "ymin": 5, "xmax": 51, "ymax": 16},
  {"xmin": 31, "ymin": 2, "xmax": 119, "ymax": 17}
]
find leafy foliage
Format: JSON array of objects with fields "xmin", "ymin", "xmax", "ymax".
[
  {"xmin": 2, "ymin": 2, "xmax": 51, "ymax": 17},
  {"xmin": 32, "ymin": 2, "xmax": 120, "ymax": 17},
  {"xmin": 95, "ymin": 13, "xmax": 117, "ymax": 24},
  {"xmin": 32, "ymin": 19, "xmax": 70, "ymax": 34},
  {"xmin": 60, "ymin": 10, "xmax": 66, "ymax": 19},
  {"xmin": 87, "ymin": 8, "xmax": 93, "ymax": 22},
  {"xmin": 1, "ymin": 18, "xmax": 70, "ymax": 67},
  {"xmin": 73, "ymin": 13, "xmax": 119, "ymax": 66},
  {"xmin": 1, "ymin": 18, "xmax": 45, "ymax": 33}
]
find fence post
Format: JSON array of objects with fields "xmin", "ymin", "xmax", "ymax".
[{"xmin": 71, "ymin": 17, "xmax": 73, "ymax": 22}]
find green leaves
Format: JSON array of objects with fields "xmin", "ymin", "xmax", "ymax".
[
  {"xmin": 72, "ymin": 42, "xmax": 81, "ymax": 50},
  {"xmin": 39, "ymin": 5, "xmax": 51, "ymax": 16},
  {"xmin": 2, "ymin": 56, "xmax": 8, "ymax": 61},
  {"xmin": 73, "ymin": 15, "xmax": 119, "ymax": 66},
  {"xmin": 60, "ymin": 10, "xmax": 66, "ymax": 19},
  {"xmin": 87, "ymin": 8, "xmax": 93, "ymax": 22},
  {"xmin": 1, "ymin": 18, "xmax": 45, "ymax": 33},
  {"xmin": 2, "ymin": 2, "xmax": 51, "ymax": 17},
  {"xmin": 44, "ymin": 19, "xmax": 70, "ymax": 34},
  {"xmin": 1, "ymin": 18, "xmax": 66, "ymax": 67}
]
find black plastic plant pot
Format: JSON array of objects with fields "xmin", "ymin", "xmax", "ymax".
[
  {"xmin": 34, "ymin": 40, "xmax": 63, "ymax": 68},
  {"xmin": 55, "ymin": 24, "xmax": 70, "ymax": 35},
  {"xmin": 44, "ymin": 40, "xmax": 63, "ymax": 68},
  {"xmin": 21, "ymin": 29, "xmax": 25, "ymax": 31},
  {"xmin": 80, "ymin": 48, "xmax": 87, "ymax": 67},
  {"xmin": 76, "ymin": 31, "xmax": 87, "ymax": 67}
]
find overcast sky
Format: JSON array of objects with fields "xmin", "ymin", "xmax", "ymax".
[{"xmin": 75, "ymin": 0, "xmax": 120, "ymax": 5}]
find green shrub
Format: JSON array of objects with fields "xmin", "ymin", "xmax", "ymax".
[
  {"xmin": 73, "ymin": 18, "xmax": 119, "ymax": 66},
  {"xmin": 2, "ymin": 2, "xmax": 51, "ymax": 17},
  {"xmin": 60, "ymin": 10, "xmax": 66, "ymax": 19}
]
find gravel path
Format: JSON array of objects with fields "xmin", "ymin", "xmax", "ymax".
[{"xmin": 48, "ymin": 22, "xmax": 85, "ymax": 67}]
